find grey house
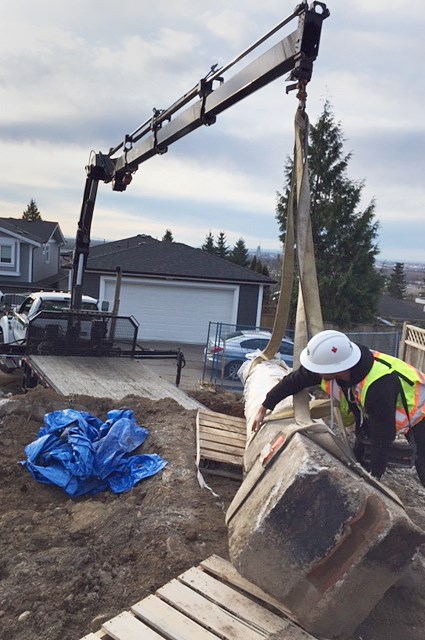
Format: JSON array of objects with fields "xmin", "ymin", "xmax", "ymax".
[
  {"xmin": 377, "ymin": 294, "xmax": 425, "ymax": 326},
  {"xmin": 0, "ymin": 218, "xmax": 66, "ymax": 293},
  {"xmin": 80, "ymin": 235, "xmax": 274, "ymax": 344}
]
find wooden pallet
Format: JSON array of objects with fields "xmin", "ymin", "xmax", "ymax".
[
  {"xmin": 79, "ymin": 555, "xmax": 317, "ymax": 640},
  {"xmin": 196, "ymin": 408, "xmax": 246, "ymax": 478}
]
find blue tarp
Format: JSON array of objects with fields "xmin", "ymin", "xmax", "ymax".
[{"xmin": 21, "ymin": 408, "xmax": 167, "ymax": 496}]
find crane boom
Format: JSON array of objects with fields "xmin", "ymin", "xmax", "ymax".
[{"xmin": 71, "ymin": 1, "xmax": 329, "ymax": 308}]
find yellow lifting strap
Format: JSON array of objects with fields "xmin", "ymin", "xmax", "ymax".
[{"xmin": 257, "ymin": 99, "xmax": 324, "ymax": 424}]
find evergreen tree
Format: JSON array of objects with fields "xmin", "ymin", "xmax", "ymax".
[
  {"xmin": 22, "ymin": 198, "xmax": 42, "ymax": 221},
  {"xmin": 202, "ymin": 231, "xmax": 215, "ymax": 254},
  {"xmin": 250, "ymin": 256, "xmax": 258, "ymax": 271},
  {"xmin": 261, "ymin": 263, "xmax": 270, "ymax": 277},
  {"xmin": 214, "ymin": 231, "xmax": 229, "ymax": 259},
  {"xmin": 276, "ymin": 101, "xmax": 383, "ymax": 327},
  {"xmin": 387, "ymin": 262, "xmax": 407, "ymax": 299},
  {"xmin": 228, "ymin": 238, "xmax": 250, "ymax": 267},
  {"xmin": 162, "ymin": 229, "xmax": 174, "ymax": 242},
  {"xmin": 250, "ymin": 256, "xmax": 269, "ymax": 276}
]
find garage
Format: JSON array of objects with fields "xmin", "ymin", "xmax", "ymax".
[{"xmin": 101, "ymin": 277, "xmax": 238, "ymax": 343}]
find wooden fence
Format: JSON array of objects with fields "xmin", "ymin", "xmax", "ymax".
[{"xmin": 399, "ymin": 323, "xmax": 425, "ymax": 371}]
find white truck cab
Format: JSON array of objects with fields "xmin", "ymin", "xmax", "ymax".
[{"xmin": 0, "ymin": 291, "xmax": 98, "ymax": 345}]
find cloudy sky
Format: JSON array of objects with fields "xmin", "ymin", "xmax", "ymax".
[{"xmin": 0, "ymin": 1, "xmax": 423, "ymax": 262}]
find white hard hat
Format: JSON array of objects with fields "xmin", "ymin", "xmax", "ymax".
[{"xmin": 300, "ymin": 330, "xmax": 361, "ymax": 374}]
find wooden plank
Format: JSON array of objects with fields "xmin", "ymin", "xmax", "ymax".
[
  {"xmin": 199, "ymin": 449, "xmax": 243, "ymax": 466},
  {"xmin": 157, "ymin": 579, "xmax": 266, "ymax": 640},
  {"xmin": 178, "ymin": 567, "xmax": 286, "ymax": 635},
  {"xmin": 199, "ymin": 428, "xmax": 246, "ymax": 446},
  {"xmin": 199, "ymin": 408, "xmax": 246, "ymax": 425},
  {"xmin": 198, "ymin": 412, "xmax": 245, "ymax": 428},
  {"xmin": 200, "ymin": 556, "xmax": 298, "ymax": 624},
  {"xmin": 199, "ymin": 440, "xmax": 245, "ymax": 457},
  {"xmin": 131, "ymin": 594, "xmax": 220, "ymax": 640},
  {"xmin": 102, "ymin": 610, "xmax": 164, "ymax": 640},
  {"xmin": 199, "ymin": 414, "xmax": 245, "ymax": 428},
  {"xmin": 28, "ymin": 356, "xmax": 202, "ymax": 410},
  {"xmin": 199, "ymin": 415, "xmax": 246, "ymax": 430}
]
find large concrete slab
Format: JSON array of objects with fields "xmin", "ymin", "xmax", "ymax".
[{"xmin": 227, "ymin": 427, "xmax": 425, "ymax": 640}]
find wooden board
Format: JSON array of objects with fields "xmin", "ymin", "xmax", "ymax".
[
  {"xmin": 78, "ymin": 555, "xmax": 318, "ymax": 640},
  {"xmin": 27, "ymin": 356, "xmax": 202, "ymax": 410},
  {"xmin": 196, "ymin": 408, "xmax": 246, "ymax": 478}
]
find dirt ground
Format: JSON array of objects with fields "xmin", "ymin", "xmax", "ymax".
[{"xmin": 1, "ymin": 376, "xmax": 425, "ymax": 640}]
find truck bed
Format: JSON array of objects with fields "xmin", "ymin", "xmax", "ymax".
[{"xmin": 26, "ymin": 356, "xmax": 202, "ymax": 410}]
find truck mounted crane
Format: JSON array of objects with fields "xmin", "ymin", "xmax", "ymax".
[{"xmin": 70, "ymin": 1, "xmax": 330, "ymax": 309}]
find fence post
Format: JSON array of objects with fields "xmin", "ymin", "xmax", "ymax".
[{"xmin": 398, "ymin": 322, "xmax": 408, "ymax": 359}]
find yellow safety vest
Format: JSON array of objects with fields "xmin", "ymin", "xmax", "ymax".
[{"xmin": 321, "ymin": 351, "xmax": 425, "ymax": 433}]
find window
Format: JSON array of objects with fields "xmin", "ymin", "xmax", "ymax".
[
  {"xmin": 0, "ymin": 244, "xmax": 12, "ymax": 264},
  {"xmin": 279, "ymin": 341, "xmax": 294, "ymax": 356},
  {"xmin": 44, "ymin": 244, "xmax": 50, "ymax": 264},
  {"xmin": 17, "ymin": 297, "xmax": 34, "ymax": 315}
]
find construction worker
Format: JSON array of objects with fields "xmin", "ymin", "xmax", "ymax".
[{"xmin": 253, "ymin": 330, "xmax": 425, "ymax": 485}]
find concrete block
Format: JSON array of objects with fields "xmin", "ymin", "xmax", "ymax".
[{"xmin": 227, "ymin": 430, "xmax": 425, "ymax": 640}]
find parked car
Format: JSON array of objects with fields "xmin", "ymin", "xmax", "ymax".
[{"xmin": 204, "ymin": 330, "xmax": 294, "ymax": 381}]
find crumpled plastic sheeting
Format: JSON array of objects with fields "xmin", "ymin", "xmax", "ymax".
[{"xmin": 20, "ymin": 408, "xmax": 167, "ymax": 496}]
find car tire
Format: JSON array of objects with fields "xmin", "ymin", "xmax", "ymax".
[{"xmin": 224, "ymin": 360, "xmax": 243, "ymax": 381}]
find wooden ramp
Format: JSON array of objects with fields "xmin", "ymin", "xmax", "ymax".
[
  {"xmin": 79, "ymin": 555, "xmax": 317, "ymax": 640},
  {"xmin": 196, "ymin": 408, "xmax": 246, "ymax": 479},
  {"xmin": 27, "ymin": 356, "xmax": 202, "ymax": 410}
]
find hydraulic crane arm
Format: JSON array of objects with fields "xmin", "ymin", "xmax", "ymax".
[{"xmin": 71, "ymin": 1, "xmax": 329, "ymax": 308}]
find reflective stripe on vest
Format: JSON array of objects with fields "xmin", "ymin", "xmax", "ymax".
[{"xmin": 353, "ymin": 351, "xmax": 425, "ymax": 433}]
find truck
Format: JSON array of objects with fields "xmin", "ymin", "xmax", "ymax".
[
  {"xmin": 0, "ymin": 291, "xmax": 99, "ymax": 346},
  {"xmin": 0, "ymin": 289, "xmax": 185, "ymax": 386}
]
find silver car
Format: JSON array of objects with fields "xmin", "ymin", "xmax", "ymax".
[{"xmin": 204, "ymin": 330, "xmax": 294, "ymax": 380}]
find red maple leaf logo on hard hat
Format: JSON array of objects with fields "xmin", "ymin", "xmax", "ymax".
[{"xmin": 331, "ymin": 346, "xmax": 338, "ymax": 353}]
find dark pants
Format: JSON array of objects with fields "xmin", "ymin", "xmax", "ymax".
[
  {"xmin": 408, "ymin": 418, "xmax": 425, "ymax": 486},
  {"xmin": 354, "ymin": 418, "xmax": 425, "ymax": 485}
]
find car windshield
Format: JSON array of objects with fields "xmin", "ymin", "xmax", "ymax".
[{"xmin": 39, "ymin": 300, "xmax": 98, "ymax": 312}]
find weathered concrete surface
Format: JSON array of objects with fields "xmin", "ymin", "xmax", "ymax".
[{"xmin": 227, "ymin": 430, "xmax": 425, "ymax": 640}]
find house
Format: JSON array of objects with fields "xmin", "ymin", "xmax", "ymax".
[
  {"xmin": 0, "ymin": 218, "xmax": 66, "ymax": 293},
  {"xmin": 377, "ymin": 294, "xmax": 425, "ymax": 327},
  {"xmin": 79, "ymin": 235, "xmax": 274, "ymax": 344}
]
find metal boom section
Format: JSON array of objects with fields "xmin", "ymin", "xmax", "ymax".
[{"xmin": 71, "ymin": 1, "xmax": 329, "ymax": 308}]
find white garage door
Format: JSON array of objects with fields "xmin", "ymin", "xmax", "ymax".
[{"xmin": 102, "ymin": 278, "xmax": 238, "ymax": 343}]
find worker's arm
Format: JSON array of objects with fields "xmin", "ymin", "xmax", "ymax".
[
  {"xmin": 363, "ymin": 374, "xmax": 399, "ymax": 479},
  {"xmin": 252, "ymin": 366, "xmax": 321, "ymax": 431}
]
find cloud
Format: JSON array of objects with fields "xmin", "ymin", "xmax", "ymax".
[{"xmin": 0, "ymin": 1, "xmax": 423, "ymax": 264}]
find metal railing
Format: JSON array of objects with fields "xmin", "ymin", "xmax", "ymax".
[{"xmin": 26, "ymin": 310, "xmax": 139, "ymax": 358}]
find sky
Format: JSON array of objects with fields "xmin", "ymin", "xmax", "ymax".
[{"xmin": 0, "ymin": 0, "xmax": 424, "ymax": 263}]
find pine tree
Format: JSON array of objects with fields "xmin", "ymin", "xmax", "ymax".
[
  {"xmin": 202, "ymin": 232, "xmax": 215, "ymax": 254},
  {"xmin": 387, "ymin": 262, "xmax": 407, "ymax": 299},
  {"xmin": 214, "ymin": 232, "xmax": 229, "ymax": 259},
  {"xmin": 250, "ymin": 256, "xmax": 258, "ymax": 271},
  {"xmin": 228, "ymin": 238, "xmax": 250, "ymax": 267},
  {"xmin": 162, "ymin": 229, "xmax": 174, "ymax": 242},
  {"xmin": 276, "ymin": 101, "xmax": 383, "ymax": 327},
  {"xmin": 250, "ymin": 256, "xmax": 269, "ymax": 276},
  {"xmin": 22, "ymin": 199, "xmax": 42, "ymax": 221}
]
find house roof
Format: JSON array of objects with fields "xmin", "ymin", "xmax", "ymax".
[
  {"xmin": 378, "ymin": 294, "xmax": 425, "ymax": 323},
  {"xmin": 0, "ymin": 218, "xmax": 65, "ymax": 245},
  {"xmin": 86, "ymin": 235, "xmax": 274, "ymax": 284}
]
